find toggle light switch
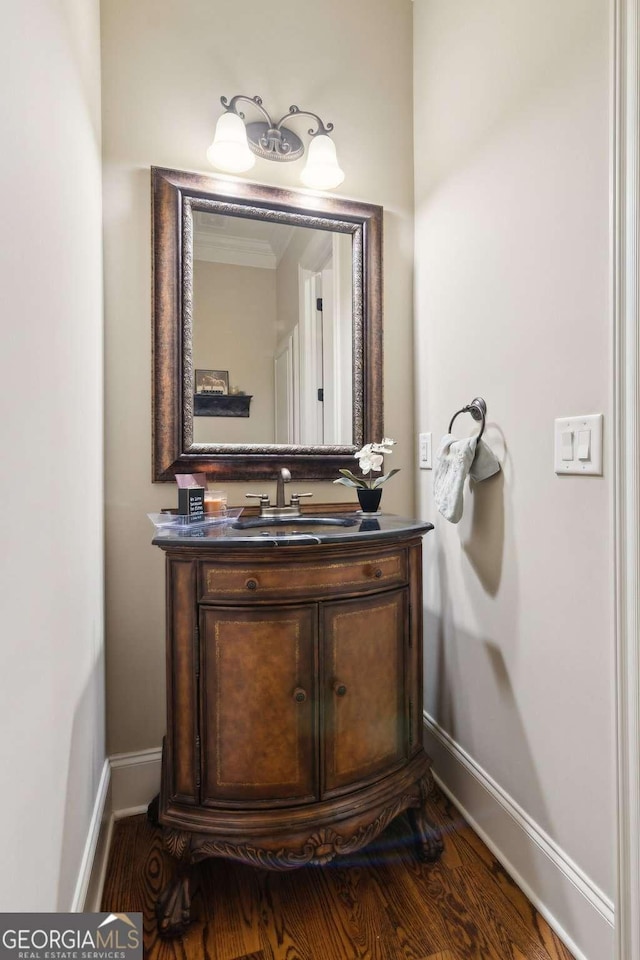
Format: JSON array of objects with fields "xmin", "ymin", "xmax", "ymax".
[
  {"xmin": 554, "ymin": 414, "xmax": 603, "ymax": 475},
  {"xmin": 561, "ymin": 430, "xmax": 574, "ymax": 461},
  {"xmin": 577, "ymin": 429, "xmax": 591, "ymax": 461},
  {"xmin": 419, "ymin": 432, "xmax": 432, "ymax": 469}
]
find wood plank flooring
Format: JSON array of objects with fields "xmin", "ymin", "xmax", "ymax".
[{"xmin": 101, "ymin": 789, "xmax": 575, "ymax": 960}]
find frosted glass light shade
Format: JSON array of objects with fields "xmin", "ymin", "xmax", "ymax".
[
  {"xmin": 300, "ymin": 134, "xmax": 345, "ymax": 190},
  {"xmin": 206, "ymin": 112, "xmax": 255, "ymax": 173}
]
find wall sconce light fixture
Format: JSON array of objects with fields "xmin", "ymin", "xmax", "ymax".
[{"xmin": 206, "ymin": 94, "xmax": 345, "ymax": 191}]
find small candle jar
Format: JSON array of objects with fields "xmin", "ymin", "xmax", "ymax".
[{"xmin": 204, "ymin": 490, "xmax": 227, "ymax": 515}]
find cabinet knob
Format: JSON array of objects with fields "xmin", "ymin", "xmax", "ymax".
[
  {"xmin": 374, "ymin": 568, "xmax": 383, "ymax": 579},
  {"xmin": 293, "ymin": 687, "xmax": 307, "ymax": 703},
  {"xmin": 334, "ymin": 682, "xmax": 347, "ymax": 697},
  {"xmin": 245, "ymin": 578, "xmax": 258, "ymax": 591}
]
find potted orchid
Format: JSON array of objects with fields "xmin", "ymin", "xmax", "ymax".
[{"xmin": 334, "ymin": 438, "xmax": 400, "ymax": 513}]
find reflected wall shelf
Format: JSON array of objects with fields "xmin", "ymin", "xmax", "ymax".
[{"xmin": 194, "ymin": 394, "xmax": 252, "ymax": 418}]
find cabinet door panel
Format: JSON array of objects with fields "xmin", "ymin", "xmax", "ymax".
[
  {"xmin": 322, "ymin": 590, "xmax": 407, "ymax": 796},
  {"xmin": 200, "ymin": 605, "xmax": 317, "ymax": 804}
]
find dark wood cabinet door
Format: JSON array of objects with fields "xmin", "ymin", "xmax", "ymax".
[
  {"xmin": 321, "ymin": 589, "xmax": 407, "ymax": 797},
  {"xmin": 200, "ymin": 604, "xmax": 317, "ymax": 805}
]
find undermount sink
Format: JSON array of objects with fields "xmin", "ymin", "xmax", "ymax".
[{"xmin": 232, "ymin": 515, "xmax": 359, "ymax": 530}]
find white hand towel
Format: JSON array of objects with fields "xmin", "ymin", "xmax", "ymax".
[
  {"xmin": 434, "ymin": 434, "xmax": 477, "ymax": 523},
  {"xmin": 434, "ymin": 434, "xmax": 501, "ymax": 523},
  {"xmin": 470, "ymin": 437, "xmax": 501, "ymax": 482}
]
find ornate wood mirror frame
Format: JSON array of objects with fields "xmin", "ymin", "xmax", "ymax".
[{"xmin": 152, "ymin": 166, "xmax": 383, "ymax": 481}]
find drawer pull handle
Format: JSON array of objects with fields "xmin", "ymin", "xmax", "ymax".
[
  {"xmin": 245, "ymin": 578, "xmax": 258, "ymax": 591},
  {"xmin": 374, "ymin": 568, "xmax": 383, "ymax": 579},
  {"xmin": 293, "ymin": 687, "xmax": 307, "ymax": 703},
  {"xmin": 334, "ymin": 682, "xmax": 347, "ymax": 697}
]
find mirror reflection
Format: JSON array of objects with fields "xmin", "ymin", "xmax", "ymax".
[
  {"xmin": 152, "ymin": 167, "xmax": 383, "ymax": 482},
  {"xmin": 192, "ymin": 211, "xmax": 353, "ymax": 446}
]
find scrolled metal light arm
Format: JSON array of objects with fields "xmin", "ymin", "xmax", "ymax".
[
  {"xmin": 221, "ymin": 94, "xmax": 272, "ymax": 125},
  {"xmin": 219, "ymin": 94, "xmax": 335, "ymax": 162}
]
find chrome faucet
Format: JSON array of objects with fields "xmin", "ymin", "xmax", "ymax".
[
  {"xmin": 246, "ymin": 467, "xmax": 312, "ymax": 518},
  {"xmin": 276, "ymin": 467, "xmax": 291, "ymax": 507}
]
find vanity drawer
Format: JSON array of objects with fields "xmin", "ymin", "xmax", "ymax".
[{"xmin": 199, "ymin": 550, "xmax": 407, "ymax": 602}]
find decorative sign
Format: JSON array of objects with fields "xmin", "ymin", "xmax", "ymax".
[{"xmin": 178, "ymin": 487, "xmax": 205, "ymax": 522}]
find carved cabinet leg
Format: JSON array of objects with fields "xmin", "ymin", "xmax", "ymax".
[
  {"xmin": 156, "ymin": 830, "xmax": 197, "ymax": 938},
  {"xmin": 408, "ymin": 775, "xmax": 444, "ymax": 863},
  {"xmin": 147, "ymin": 794, "xmax": 160, "ymax": 828}
]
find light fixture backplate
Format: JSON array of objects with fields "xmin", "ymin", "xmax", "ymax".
[{"xmin": 245, "ymin": 121, "xmax": 304, "ymax": 162}]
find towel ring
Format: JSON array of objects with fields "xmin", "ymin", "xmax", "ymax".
[{"xmin": 448, "ymin": 397, "xmax": 487, "ymax": 441}]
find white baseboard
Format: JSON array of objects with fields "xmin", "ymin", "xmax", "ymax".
[
  {"xmin": 423, "ymin": 713, "xmax": 614, "ymax": 960},
  {"xmin": 79, "ymin": 747, "xmax": 162, "ymax": 911},
  {"xmin": 110, "ymin": 747, "xmax": 162, "ymax": 817},
  {"xmin": 83, "ymin": 797, "xmax": 114, "ymax": 913},
  {"xmin": 71, "ymin": 758, "xmax": 111, "ymax": 912}
]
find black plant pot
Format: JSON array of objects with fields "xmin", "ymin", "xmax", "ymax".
[{"xmin": 357, "ymin": 487, "xmax": 382, "ymax": 514}]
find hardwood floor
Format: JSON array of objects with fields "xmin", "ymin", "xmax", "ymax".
[{"xmin": 101, "ymin": 788, "xmax": 575, "ymax": 960}]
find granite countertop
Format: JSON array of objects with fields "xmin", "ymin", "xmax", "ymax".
[{"xmin": 152, "ymin": 512, "xmax": 434, "ymax": 549}]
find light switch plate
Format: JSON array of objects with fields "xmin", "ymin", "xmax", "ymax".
[
  {"xmin": 554, "ymin": 414, "xmax": 603, "ymax": 475},
  {"xmin": 419, "ymin": 432, "xmax": 432, "ymax": 469}
]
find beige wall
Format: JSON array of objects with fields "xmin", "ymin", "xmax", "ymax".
[
  {"xmin": 0, "ymin": 0, "xmax": 104, "ymax": 909},
  {"xmin": 413, "ymin": 0, "xmax": 613, "ymax": 954},
  {"xmin": 193, "ymin": 261, "xmax": 276, "ymax": 444},
  {"xmin": 101, "ymin": 0, "xmax": 415, "ymax": 754}
]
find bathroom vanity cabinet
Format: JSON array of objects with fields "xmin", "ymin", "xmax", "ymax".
[{"xmin": 151, "ymin": 516, "xmax": 442, "ymax": 936}]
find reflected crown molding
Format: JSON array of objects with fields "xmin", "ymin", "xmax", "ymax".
[
  {"xmin": 194, "ymin": 232, "xmax": 277, "ymax": 269},
  {"xmin": 193, "ymin": 211, "xmax": 296, "ymax": 269}
]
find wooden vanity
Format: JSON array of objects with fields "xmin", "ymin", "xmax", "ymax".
[{"xmin": 151, "ymin": 514, "xmax": 443, "ymax": 936}]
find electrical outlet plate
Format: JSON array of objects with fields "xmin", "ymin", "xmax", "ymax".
[
  {"xmin": 419, "ymin": 432, "xmax": 432, "ymax": 469},
  {"xmin": 554, "ymin": 414, "xmax": 603, "ymax": 475}
]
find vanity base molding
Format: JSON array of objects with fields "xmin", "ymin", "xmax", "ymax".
[
  {"xmin": 155, "ymin": 749, "xmax": 442, "ymax": 937},
  {"xmin": 152, "ymin": 520, "xmax": 441, "ymax": 937}
]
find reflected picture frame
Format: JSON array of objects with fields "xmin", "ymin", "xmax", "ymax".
[{"xmin": 195, "ymin": 369, "xmax": 229, "ymax": 395}]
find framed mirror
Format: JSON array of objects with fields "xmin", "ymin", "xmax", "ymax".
[{"xmin": 152, "ymin": 166, "xmax": 383, "ymax": 481}]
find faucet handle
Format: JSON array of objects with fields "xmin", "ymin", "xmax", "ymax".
[
  {"xmin": 290, "ymin": 492, "xmax": 313, "ymax": 503},
  {"xmin": 246, "ymin": 493, "xmax": 270, "ymax": 504}
]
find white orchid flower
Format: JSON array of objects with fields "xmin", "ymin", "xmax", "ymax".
[
  {"xmin": 379, "ymin": 437, "xmax": 396, "ymax": 452},
  {"xmin": 359, "ymin": 451, "xmax": 384, "ymax": 473},
  {"xmin": 355, "ymin": 443, "xmax": 373, "ymax": 460},
  {"xmin": 369, "ymin": 438, "xmax": 395, "ymax": 455},
  {"xmin": 335, "ymin": 437, "xmax": 400, "ymax": 491}
]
